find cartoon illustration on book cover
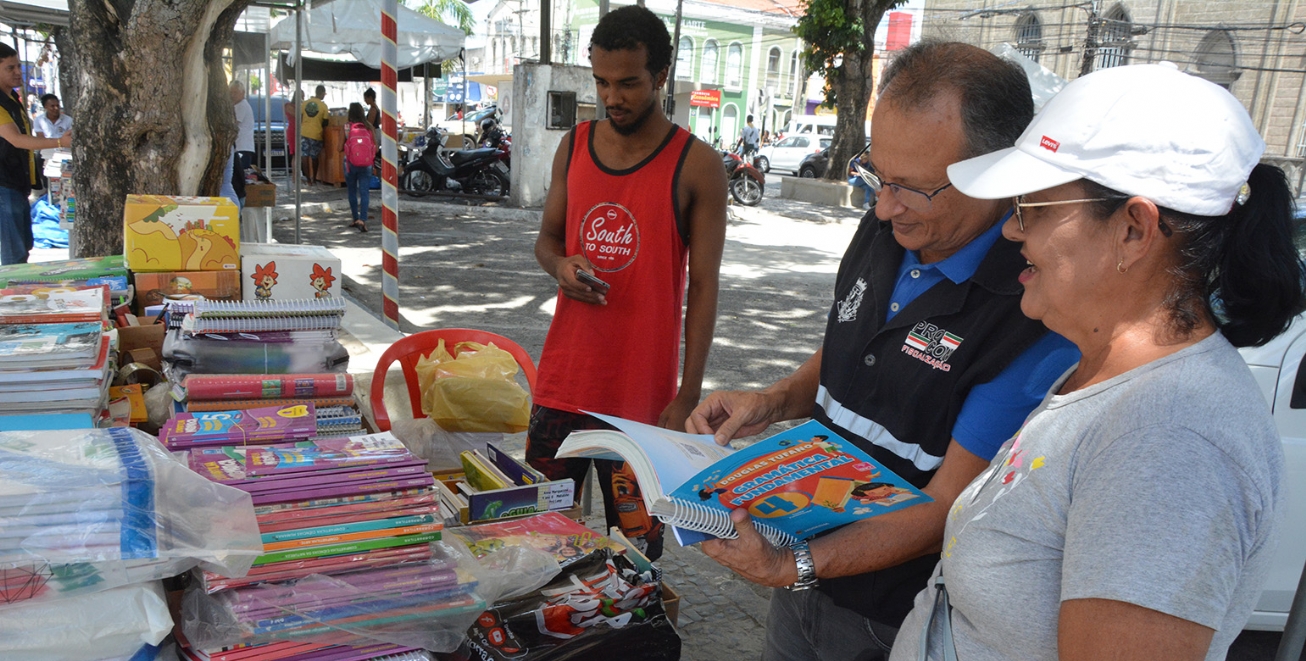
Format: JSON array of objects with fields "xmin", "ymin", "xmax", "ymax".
[
  {"xmin": 686, "ymin": 433, "xmax": 920, "ymax": 527},
  {"xmin": 310, "ymin": 263, "xmax": 335, "ymax": 298},
  {"xmin": 252, "ymin": 262, "xmax": 278, "ymax": 299}
]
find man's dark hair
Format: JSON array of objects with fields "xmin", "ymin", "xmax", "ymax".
[
  {"xmin": 747, "ymin": 114, "xmax": 754, "ymax": 123},
  {"xmin": 0, "ymin": 44, "xmax": 15, "ymax": 60},
  {"xmin": 589, "ymin": 5, "xmax": 672, "ymax": 77},
  {"xmin": 314, "ymin": 84, "xmax": 327, "ymax": 98},
  {"xmin": 363, "ymin": 88, "xmax": 376, "ymax": 101},
  {"xmin": 878, "ymin": 41, "xmax": 1033, "ymax": 159},
  {"xmin": 40, "ymin": 93, "xmax": 57, "ymax": 106}
]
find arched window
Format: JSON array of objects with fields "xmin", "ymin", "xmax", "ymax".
[
  {"xmin": 676, "ymin": 37, "xmax": 693, "ymax": 80},
  {"xmin": 1194, "ymin": 29, "xmax": 1239, "ymax": 90},
  {"xmin": 726, "ymin": 42, "xmax": 744, "ymax": 89},
  {"xmin": 1015, "ymin": 13, "xmax": 1043, "ymax": 63},
  {"xmin": 1096, "ymin": 4, "xmax": 1132, "ymax": 70},
  {"xmin": 766, "ymin": 46, "xmax": 782, "ymax": 94},
  {"xmin": 789, "ymin": 50, "xmax": 799, "ymax": 89},
  {"xmin": 701, "ymin": 40, "xmax": 719, "ymax": 84}
]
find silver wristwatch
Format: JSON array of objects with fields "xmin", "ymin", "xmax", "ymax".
[{"xmin": 787, "ymin": 540, "xmax": 819, "ymax": 591}]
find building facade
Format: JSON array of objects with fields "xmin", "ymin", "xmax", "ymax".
[
  {"xmin": 921, "ymin": 0, "xmax": 1306, "ymax": 161},
  {"xmin": 482, "ymin": 0, "xmax": 803, "ymax": 147}
]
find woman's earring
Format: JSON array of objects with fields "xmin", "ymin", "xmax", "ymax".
[{"xmin": 1117, "ymin": 258, "xmax": 1128, "ymax": 274}]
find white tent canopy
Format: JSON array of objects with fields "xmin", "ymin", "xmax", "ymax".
[{"xmin": 269, "ymin": 0, "xmax": 464, "ymax": 70}]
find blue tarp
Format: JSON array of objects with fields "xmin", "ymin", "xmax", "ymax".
[{"xmin": 31, "ymin": 195, "xmax": 68, "ymax": 249}]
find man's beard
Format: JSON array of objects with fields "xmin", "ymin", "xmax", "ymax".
[{"xmin": 609, "ymin": 99, "xmax": 657, "ymax": 136}]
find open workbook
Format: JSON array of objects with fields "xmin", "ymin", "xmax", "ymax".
[{"xmin": 556, "ymin": 414, "xmax": 930, "ymax": 547}]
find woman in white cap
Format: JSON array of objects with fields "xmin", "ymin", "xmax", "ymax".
[{"xmin": 890, "ymin": 62, "xmax": 1306, "ymax": 661}]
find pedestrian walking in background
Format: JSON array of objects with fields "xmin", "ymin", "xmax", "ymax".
[
  {"xmin": 300, "ymin": 84, "xmax": 328, "ymax": 185},
  {"xmin": 0, "ymin": 44, "xmax": 70, "ymax": 264},
  {"xmin": 342, "ymin": 102, "xmax": 375, "ymax": 233},
  {"xmin": 230, "ymin": 81, "xmax": 255, "ymax": 207},
  {"xmin": 737, "ymin": 114, "xmax": 760, "ymax": 161}
]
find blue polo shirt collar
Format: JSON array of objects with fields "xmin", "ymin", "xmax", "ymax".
[{"xmin": 903, "ymin": 212, "xmax": 1010, "ymax": 285}]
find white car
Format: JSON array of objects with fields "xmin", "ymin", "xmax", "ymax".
[
  {"xmin": 756, "ymin": 135, "xmax": 831, "ymax": 175},
  {"xmin": 1239, "ymin": 316, "xmax": 1306, "ymax": 630}
]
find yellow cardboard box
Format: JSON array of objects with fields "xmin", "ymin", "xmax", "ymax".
[{"xmin": 123, "ymin": 195, "xmax": 240, "ymax": 273}]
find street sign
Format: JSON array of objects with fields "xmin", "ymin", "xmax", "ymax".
[{"xmin": 689, "ymin": 89, "xmax": 720, "ymax": 108}]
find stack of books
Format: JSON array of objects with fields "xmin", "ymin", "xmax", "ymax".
[
  {"xmin": 0, "ymin": 427, "xmax": 261, "ymax": 660},
  {"xmin": 161, "ymin": 297, "xmax": 361, "ymax": 437},
  {"xmin": 0, "ymin": 285, "xmax": 114, "ymax": 428},
  {"xmin": 180, "ymin": 432, "xmax": 484, "ymax": 659},
  {"xmin": 183, "ymin": 373, "xmax": 363, "ymax": 438}
]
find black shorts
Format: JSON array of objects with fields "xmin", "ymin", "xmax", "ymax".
[{"xmin": 525, "ymin": 405, "xmax": 665, "ymax": 560}]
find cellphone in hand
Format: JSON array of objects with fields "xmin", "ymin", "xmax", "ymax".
[{"xmin": 575, "ymin": 269, "xmax": 610, "ymax": 292}]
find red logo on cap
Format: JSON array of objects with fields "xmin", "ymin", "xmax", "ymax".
[{"xmin": 1039, "ymin": 136, "xmax": 1060, "ymax": 153}]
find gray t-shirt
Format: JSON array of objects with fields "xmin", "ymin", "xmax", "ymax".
[{"xmin": 891, "ymin": 332, "xmax": 1284, "ymax": 661}]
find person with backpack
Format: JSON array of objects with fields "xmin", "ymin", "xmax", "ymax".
[
  {"xmin": 342, "ymin": 102, "xmax": 375, "ymax": 232},
  {"xmin": 300, "ymin": 84, "xmax": 328, "ymax": 185}
]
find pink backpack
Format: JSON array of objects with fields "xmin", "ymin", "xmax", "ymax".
[{"xmin": 344, "ymin": 123, "xmax": 375, "ymax": 168}]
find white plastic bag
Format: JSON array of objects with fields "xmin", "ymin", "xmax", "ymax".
[
  {"xmin": 0, "ymin": 427, "xmax": 262, "ymax": 605},
  {"xmin": 0, "ymin": 580, "xmax": 172, "ymax": 661}
]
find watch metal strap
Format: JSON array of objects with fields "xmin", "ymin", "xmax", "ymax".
[{"xmin": 786, "ymin": 540, "xmax": 818, "ymax": 591}]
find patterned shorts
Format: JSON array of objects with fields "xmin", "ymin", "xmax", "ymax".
[
  {"xmin": 525, "ymin": 405, "xmax": 665, "ymax": 561},
  {"xmin": 300, "ymin": 137, "xmax": 324, "ymax": 159}
]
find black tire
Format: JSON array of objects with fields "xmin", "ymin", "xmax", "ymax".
[
  {"xmin": 404, "ymin": 168, "xmax": 436, "ymax": 193},
  {"xmin": 461, "ymin": 135, "xmax": 476, "ymax": 150},
  {"xmin": 799, "ymin": 165, "xmax": 817, "ymax": 178},
  {"xmin": 730, "ymin": 175, "xmax": 763, "ymax": 206},
  {"xmin": 756, "ymin": 156, "xmax": 770, "ymax": 173},
  {"xmin": 468, "ymin": 169, "xmax": 509, "ymax": 197}
]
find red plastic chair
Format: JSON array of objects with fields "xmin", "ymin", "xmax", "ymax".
[{"xmin": 370, "ymin": 328, "xmax": 538, "ymax": 432}]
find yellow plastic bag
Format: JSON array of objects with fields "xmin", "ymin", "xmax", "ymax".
[{"xmin": 414, "ymin": 339, "xmax": 531, "ymax": 433}]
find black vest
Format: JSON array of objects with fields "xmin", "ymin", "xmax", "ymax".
[
  {"xmin": 0, "ymin": 91, "xmax": 31, "ymax": 194},
  {"xmin": 814, "ymin": 217, "xmax": 1053, "ymax": 626}
]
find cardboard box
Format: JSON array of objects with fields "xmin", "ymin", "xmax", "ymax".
[
  {"xmin": 244, "ymin": 183, "xmax": 276, "ymax": 208},
  {"xmin": 662, "ymin": 583, "xmax": 680, "ymax": 626},
  {"xmin": 123, "ymin": 195, "xmax": 240, "ymax": 273},
  {"xmin": 134, "ymin": 271, "xmax": 241, "ymax": 312},
  {"xmin": 241, "ymin": 243, "xmax": 343, "ymax": 300}
]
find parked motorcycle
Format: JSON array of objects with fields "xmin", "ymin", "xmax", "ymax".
[
  {"xmin": 722, "ymin": 150, "xmax": 764, "ymax": 206},
  {"xmin": 402, "ymin": 126, "xmax": 510, "ymax": 197}
]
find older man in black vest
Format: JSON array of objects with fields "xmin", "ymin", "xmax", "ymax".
[{"xmin": 687, "ymin": 41, "xmax": 1081, "ymax": 661}]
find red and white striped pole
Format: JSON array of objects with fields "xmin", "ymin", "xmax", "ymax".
[{"xmin": 380, "ymin": 0, "xmax": 401, "ymax": 330}]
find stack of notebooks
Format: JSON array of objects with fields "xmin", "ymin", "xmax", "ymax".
[
  {"xmin": 183, "ymin": 374, "xmax": 364, "ymax": 438},
  {"xmin": 181, "ymin": 432, "xmax": 483, "ymax": 659},
  {"xmin": 0, "ymin": 255, "xmax": 130, "ymax": 303},
  {"xmin": 0, "ymin": 284, "xmax": 115, "ymax": 428},
  {"xmin": 161, "ymin": 298, "xmax": 360, "ymax": 436}
]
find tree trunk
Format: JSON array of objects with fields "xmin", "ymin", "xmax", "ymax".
[
  {"xmin": 60, "ymin": 0, "xmax": 252, "ymax": 257},
  {"xmin": 822, "ymin": 0, "xmax": 892, "ymax": 182}
]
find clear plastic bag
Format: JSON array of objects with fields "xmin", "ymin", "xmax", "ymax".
[
  {"xmin": 390, "ymin": 417, "xmax": 504, "ymax": 470},
  {"xmin": 415, "ymin": 340, "xmax": 530, "ymax": 433},
  {"xmin": 0, "ymin": 427, "xmax": 262, "ymax": 605},
  {"xmin": 180, "ymin": 539, "xmax": 558, "ymax": 653},
  {"xmin": 0, "ymin": 580, "xmax": 173, "ymax": 661}
]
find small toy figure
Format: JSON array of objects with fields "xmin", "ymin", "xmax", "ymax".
[
  {"xmin": 168, "ymin": 276, "xmax": 193, "ymax": 294},
  {"xmin": 252, "ymin": 262, "xmax": 278, "ymax": 299},
  {"xmin": 310, "ymin": 263, "xmax": 336, "ymax": 298}
]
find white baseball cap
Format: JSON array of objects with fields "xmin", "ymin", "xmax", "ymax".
[{"xmin": 947, "ymin": 62, "xmax": 1264, "ymax": 216}]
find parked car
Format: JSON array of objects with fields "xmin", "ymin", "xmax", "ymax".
[
  {"xmin": 437, "ymin": 105, "xmax": 511, "ymax": 150},
  {"xmin": 755, "ymin": 135, "xmax": 830, "ymax": 175},
  {"xmin": 798, "ymin": 148, "xmax": 829, "ymax": 178},
  {"xmin": 1240, "ymin": 222, "xmax": 1306, "ymax": 631},
  {"xmin": 798, "ymin": 137, "xmax": 872, "ymax": 178},
  {"xmin": 248, "ymin": 95, "xmax": 289, "ymax": 172}
]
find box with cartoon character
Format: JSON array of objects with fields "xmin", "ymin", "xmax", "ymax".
[
  {"xmin": 134, "ymin": 271, "xmax": 242, "ymax": 312},
  {"xmin": 240, "ymin": 243, "xmax": 343, "ymax": 301},
  {"xmin": 123, "ymin": 195, "xmax": 240, "ymax": 273}
]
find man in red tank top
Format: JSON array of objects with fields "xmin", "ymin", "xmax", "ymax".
[{"xmin": 525, "ymin": 5, "xmax": 728, "ymax": 561}]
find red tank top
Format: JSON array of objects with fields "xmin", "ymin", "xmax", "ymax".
[{"xmin": 534, "ymin": 121, "xmax": 695, "ymax": 424}]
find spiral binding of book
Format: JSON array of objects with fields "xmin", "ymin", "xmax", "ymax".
[
  {"xmin": 182, "ymin": 314, "xmax": 344, "ymax": 334},
  {"xmin": 194, "ymin": 298, "xmax": 347, "ymax": 318},
  {"xmin": 660, "ymin": 499, "xmax": 797, "ymax": 547}
]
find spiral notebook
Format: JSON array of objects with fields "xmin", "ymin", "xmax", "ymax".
[
  {"xmin": 174, "ymin": 298, "xmax": 347, "ymax": 334},
  {"xmin": 556, "ymin": 414, "xmax": 931, "ymax": 547}
]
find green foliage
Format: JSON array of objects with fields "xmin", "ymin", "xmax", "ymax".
[
  {"xmin": 793, "ymin": 0, "xmax": 905, "ymax": 108},
  {"xmin": 793, "ymin": 0, "xmax": 862, "ymax": 109},
  {"xmin": 407, "ymin": 0, "xmax": 476, "ymax": 36}
]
